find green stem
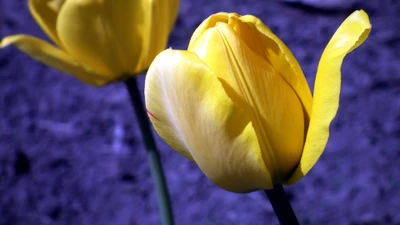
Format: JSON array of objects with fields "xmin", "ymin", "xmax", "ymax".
[
  {"xmin": 265, "ymin": 184, "xmax": 299, "ymax": 225},
  {"xmin": 125, "ymin": 77, "xmax": 174, "ymax": 225}
]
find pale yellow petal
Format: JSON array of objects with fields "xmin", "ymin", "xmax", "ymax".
[
  {"xmin": 0, "ymin": 35, "xmax": 109, "ymax": 86},
  {"xmin": 56, "ymin": 0, "xmax": 125, "ymax": 78},
  {"xmin": 188, "ymin": 18, "xmax": 304, "ymax": 183},
  {"xmin": 28, "ymin": 0, "xmax": 64, "ymax": 47},
  {"xmin": 286, "ymin": 10, "xmax": 371, "ymax": 184},
  {"xmin": 145, "ymin": 49, "xmax": 271, "ymax": 192}
]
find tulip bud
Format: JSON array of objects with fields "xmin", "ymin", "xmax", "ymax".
[
  {"xmin": 0, "ymin": 0, "xmax": 179, "ymax": 85},
  {"xmin": 145, "ymin": 11, "xmax": 370, "ymax": 192}
]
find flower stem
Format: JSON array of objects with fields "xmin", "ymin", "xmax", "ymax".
[
  {"xmin": 264, "ymin": 184, "xmax": 299, "ymax": 225},
  {"xmin": 125, "ymin": 77, "xmax": 175, "ymax": 225}
]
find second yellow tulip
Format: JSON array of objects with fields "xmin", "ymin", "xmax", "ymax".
[{"xmin": 0, "ymin": 0, "xmax": 179, "ymax": 85}]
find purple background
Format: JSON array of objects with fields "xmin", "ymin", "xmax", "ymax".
[{"xmin": 1, "ymin": 0, "xmax": 399, "ymax": 225}]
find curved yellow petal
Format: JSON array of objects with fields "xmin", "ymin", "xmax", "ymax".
[
  {"xmin": 56, "ymin": 0, "xmax": 126, "ymax": 78},
  {"xmin": 286, "ymin": 10, "xmax": 371, "ymax": 184},
  {"xmin": 189, "ymin": 13, "xmax": 313, "ymax": 123},
  {"xmin": 28, "ymin": 0, "xmax": 64, "ymax": 47},
  {"xmin": 239, "ymin": 15, "xmax": 313, "ymax": 122},
  {"xmin": 139, "ymin": 0, "xmax": 180, "ymax": 72},
  {"xmin": 189, "ymin": 17, "xmax": 304, "ymax": 183},
  {"xmin": 0, "ymin": 35, "xmax": 109, "ymax": 86},
  {"xmin": 188, "ymin": 12, "xmax": 230, "ymax": 48},
  {"xmin": 145, "ymin": 49, "xmax": 272, "ymax": 192}
]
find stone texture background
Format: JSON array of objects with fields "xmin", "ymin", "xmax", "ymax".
[{"xmin": 1, "ymin": 0, "xmax": 399, "ymax": 225}]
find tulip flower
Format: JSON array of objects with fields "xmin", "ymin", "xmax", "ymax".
[
  {"xmin": 145, "ymin": 11, "xmax": 371, "ymax": 192},
  {"xmin": 0, "ymin": 0, "xmax": 179, "ymax": 85}
]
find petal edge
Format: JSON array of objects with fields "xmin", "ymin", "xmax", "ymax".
[
  {"xmin": 28, "ymin": 0, "xmax": 63, "ymax": 47},
  {"xmin": 286, "ymin": 10, "xmax": 371, "ymax": 184},
  {"xmin": 1, "ymin": 35, "xmax": 109, "ymax": 85}
]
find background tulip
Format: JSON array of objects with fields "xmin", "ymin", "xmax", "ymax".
[
  {"xmin": 145, "ymin": 11, "xmax": 371, "ymax": 193},
  {"xmin": 0, "ymin": 1, "xmax": 180, "ymax": 224},
  {"xmin": 0, "ymin": 0, "xmax": 179, "ymax": 85}
]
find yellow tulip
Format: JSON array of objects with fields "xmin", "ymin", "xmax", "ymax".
[
  {"xmin": 145, "ymin": 11, "xmax": 371, "ymax": 193},
  {"xmin": 0, "ymin": 0, "xmax": 179, "ymax": 85}
]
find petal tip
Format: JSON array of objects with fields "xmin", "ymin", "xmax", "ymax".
[{"xmin": 0, "ymin": 36, "xmax": 13, "ymax": 48}]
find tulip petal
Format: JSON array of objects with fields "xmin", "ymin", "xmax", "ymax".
[
  {"xmin": 189, "ymin": 19, "xmax": 305, "ymax": 182},
  {"xmin": 189, "ymin": 13, "xmax": 313, "ymax": 123},
  {"xmin": 145, "ymin": 49, "xmax": 272, "ymax": 192},
  {"xmin": 0, "ymin": 35, "xmax": 109, "ymax": 85},
  {"xmin": 140, "ymin": 0, "xmax": 180, "ymax": 71},
  {"xmin": 239, "ymin": 15, "xmax": 313, "ymax": 119},
  {"xmin": 102, "ymin": 0, "xmax": 149, "ymax": 74},
  {"xmin": 57, "ymin": 0, "xmax": 128, "ymax": 77},
  {"xmin": 188, "ymin": 12, "xmax": 230, "ymax": 48},
  {"xmin": 164, "ymin": 0, "xmax": 180, "ymax": 32},
  {"xmin": 57, "ymin": 0, "xmax": 178, "ymax": 77},
  {"xmin": 286, "ymin": 10, "xmax": 371, "ymax": 184},
  {"xmin": 102, "ymin": 0, "xmax": 179, "ymax": 74},
  {"xmin": 28, "ymin": 0, "xmax": 64, "ymax": 47}
]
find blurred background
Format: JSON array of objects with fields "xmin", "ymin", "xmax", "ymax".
[{"xmin": 0, "ymin": 0, "xmax": 399, "ymax": 225}]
